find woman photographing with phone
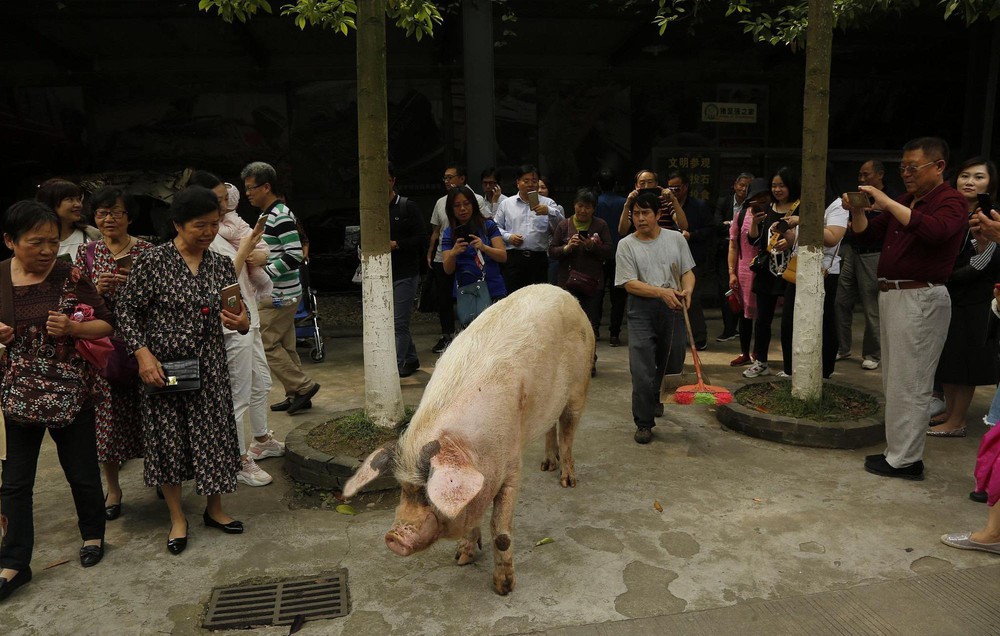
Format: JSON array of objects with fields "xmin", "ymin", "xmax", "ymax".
[{"xmin": 441, "ymin": 187, "xmax": 507, "ymax": 326}]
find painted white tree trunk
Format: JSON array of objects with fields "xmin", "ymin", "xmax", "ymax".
[
  {"xmin": 361, "ymin": 252, "xmax": 404, "ymax": 427},
  {"xmin": 791, "ymin": 247, "xmax": 824, "ymax": 399}
]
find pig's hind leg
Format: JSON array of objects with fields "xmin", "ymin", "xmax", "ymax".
[
  {"xmin": 454, "ymin": 526, "xmax": 482, "ymax": 566},
  {"xmin": 556, "ymin": 398, "xmax": 583, "ymax": 488},
  {"xmin": 490, "ymin": 477, "xmax": 520, "ymax": 595},
  {"xmin": 540, "ymin": 425, "xmax": 559, "ymax": 472}
]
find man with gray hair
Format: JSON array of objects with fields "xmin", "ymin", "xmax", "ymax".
[{"xmin": 241, "ymin": 161, "xmax": 320, "ymax": 415}]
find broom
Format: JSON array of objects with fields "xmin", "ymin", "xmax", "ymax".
[{"xmin": 672, "ymin": 264, "xmax": 733, "ymax": 405}]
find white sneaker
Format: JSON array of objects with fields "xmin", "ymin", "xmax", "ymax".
[
  {"xmin": 861, "ymin": 359, "xmax": 880, "ymax": 370},
  {"xmin": 237, "ymin": 457, "xmax": 273, "ymax": 487},
  {"xmin": 775, "ymin": 371, "xmax": 790, "ymax": 378},
  {"xmin": 248, "ymin": 431, "xmax": 286, "ymax": 460},
  {"xmin": 835, "ymin": 351, "xmax": 851, "ymax": 360},
  {"xmin": 930, "ymin": 397, "xmax": 946, "ymax": 418},
  {"xmin": 743, "ymin": 361, "xmax": 770, "ymax": 378}
]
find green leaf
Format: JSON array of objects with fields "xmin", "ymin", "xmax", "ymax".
[
  {"xmin": 535, "ymin": 537, "xmax": 554, "ymax": 546},
  {"xmin": 336, "ymin": 504, "xmax": 358, "ymax": 515}
]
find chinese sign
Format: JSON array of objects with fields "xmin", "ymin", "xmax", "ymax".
[
  {"xmin": 657, "ymin": 153, "xmax": 715, "ymax": 202},
  {"xmin": 701, "ymin": 102, "xmax": 758, "ymax": 124}
]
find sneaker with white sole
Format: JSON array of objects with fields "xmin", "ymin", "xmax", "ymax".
[
  {"xmin": 861, "ymin": 359, "xmax": 880, "ymax": 370},
  {"xmin": 237, "ymin": 457, "xmax": 273, "ymax": 487},
  {"xmin": 775, "ymin": 371, "xmax": 790, "ymax": 378},
  {"xmin": 835, "ymin": 351, "xmax": 851, "ymax": 361},
  {"xmin": 742, "ymin": 361, "xmax": 770, "ymax": 378},
  {"xmin": 248, "ymin": 431, "xmax": 285, "ymax": 460},
  {"xmin": 930, "ymin": 396, "xmax": 946, "ymax": 417}
]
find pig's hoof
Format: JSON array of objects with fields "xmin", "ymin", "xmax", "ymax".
[
  {"xmin": 540, "ymin": 458, "xmax": 558, "ymax": 472},
  {"xmin": 560, "ymin": 473, "xmax": 577, "ymax": 488},
  {"xmin": 455, "ymin": 538, "xmax": 480, "ymax": 565},
  {"xmin": 493, "ymin": 571, "xmax": 516, "ymax": 596}
]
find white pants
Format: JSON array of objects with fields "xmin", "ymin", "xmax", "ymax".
[
  {"xmin": 225, "ymin": 326, "xmax": 273, "ymax": 454},
  {"xmin": 878, "ymin": 285, "xmax": 951, "ymax": 468}
]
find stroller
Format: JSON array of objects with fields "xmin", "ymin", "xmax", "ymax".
[{"xmin": 294, "ymin": 259, "xmax": 325, "ymax": 362}]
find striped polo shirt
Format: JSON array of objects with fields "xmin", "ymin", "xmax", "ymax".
[{"xmin": 262, "ymin": 200, "xmax": 303, "ymax": 302}]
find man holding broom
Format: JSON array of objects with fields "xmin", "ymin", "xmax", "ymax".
[{"xmin": 616, "ymin": 191, "xmax": 696, "ymax": 444}]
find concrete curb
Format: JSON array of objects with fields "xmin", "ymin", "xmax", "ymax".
[
  {"xmin": 284, "ymin": 409, "xmax": 399, "ymax": 493},
  {"xmin": 716, "ymin": 379, "xmax": 885, "ymax": 449}
]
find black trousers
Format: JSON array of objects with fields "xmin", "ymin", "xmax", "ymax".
[
  {"xmin": 781, "ymin": 274, "xmax": 840, "ymax": 378},
  {"xmin": 431, "ymin": 261, "xmax": 455, "ymax": 336},
  {"xmin": 627, "ymin": 296, "xmax": 686, "ymax": 430},
  {"xmin": 502, "ymin": 250, "xmax": 549, "ymax": 295},
  {"xmin": 753, "ymin": 291, "xmax": 781, "ymax": 364},
  {"xmin": 600, "ymin": 259, "xmax": 627, "ymax": 337},
  {"xmin": 688, "ymin": 266, "xmax": 708, "ymax": 347},
  {"xmin": 1, "ymin": 410, "xmax": 105, "ymax": 571}
]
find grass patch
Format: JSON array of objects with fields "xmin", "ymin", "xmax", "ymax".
[
  {"xmin": 306, "ymin": 407, "xmax": 416, "ymax": 460},
  {"xmin": 736, "ymin": 382, "xmax": 880, "ymax": 422}
]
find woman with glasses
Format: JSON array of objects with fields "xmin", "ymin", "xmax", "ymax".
[
  {"xmin": 34, "ymin": 179, "xmax": 101, "ymax": 258},
  {"xmin": 928, "ymin": 158, "xmax": 1000, "ymax": 437},
  {"xmin": 73, "ymin": 187, "xmax": 154, "ymax": 520}
]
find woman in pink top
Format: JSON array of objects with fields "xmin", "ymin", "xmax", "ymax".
[{"xmin": 727, "ymin": 178, "xmax": 770, "ymax": 367}]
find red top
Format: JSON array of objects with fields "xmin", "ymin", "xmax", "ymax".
[{"xmin": 854, "ymin": 182, "xmax": 968, "ymax": 283}]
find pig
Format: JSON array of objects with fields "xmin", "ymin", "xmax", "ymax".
[{"xmin": 343, "ymin": 284, "xmax": 595, "ymax": 595}]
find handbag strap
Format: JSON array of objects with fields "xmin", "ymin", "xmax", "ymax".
[
  {"xmin": 85, "ymin": 241, "xmax": 98, "ymax": 278},
  {"xmin": 0, "ymin": 259, "xmax": 13, "ymax": 328}
]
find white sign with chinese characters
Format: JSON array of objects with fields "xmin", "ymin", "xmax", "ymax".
[{"xmin": 702, "ymin": 102, "xmax": 757, "ymax": 124}]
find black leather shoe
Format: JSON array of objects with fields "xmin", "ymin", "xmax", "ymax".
[
  {"xmin": 105, "ymin": 494, "xmax": 122, "ymax": 521},
  {"xmin": 398, "ymin": 360, "xmax": 421, "ymax": 378},
  {"xmin": 864, "ymin": 455, "xmax": 924, "ymax": 481},
  {"xmin": 0, "ymin": 567, "xmax": 32, "ymax": 602},
  {"xmin": 270, "ymin": 397, "xmax": 294, "ymax": 412},
  {"xmin": 203, "ymin": 510, "xmax": 244, "ymax": 534},
  {"xmin": 80, "ymin": 542, "xmax": 104, "ymax": 568},
  {"xmin": 634, "ymin": 428, "xmax": 653, "ymax": 444},
  {"xmin": 167, "ymin": 521, "xmax": 188, "ymax": 555},
  {"xmin": 287, "ymin": 384, "xmax": 320, "ymax": 416},
  {"xmin": 970, "ymin": 490, "xmax": 988, "ymax": 503}
]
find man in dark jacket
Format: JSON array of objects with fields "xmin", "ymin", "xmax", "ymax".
[
  {"xmin": 667, "ymin": 170, "xmax": 711, "ymax": 350},
  {"xmin": 388, "ymin": 163, "xmax": 427, "ymax": 377}
]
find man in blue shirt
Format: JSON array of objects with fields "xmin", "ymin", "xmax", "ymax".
[
  {"xmin": 595, "ymin": 169, "xmax": 628, "ymax": 345},
  {"xmin": 493, "ymin": 164, "xmax": 565, "ymax": 294}
]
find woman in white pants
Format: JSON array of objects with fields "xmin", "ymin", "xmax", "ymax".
[{"xmin": 193, "ymin": 172, "xmax": 285, "ymax": 486}]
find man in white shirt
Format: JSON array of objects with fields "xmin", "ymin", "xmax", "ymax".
[
  {"xmin": 480, "ymin": 167, "xmax": 506, "ymax": 219},
  {"xmin": 426, "ymin": 164, "xmax": 486, "ymax": 353},
  {"xmin": 493, "ymin": 164, "xmax": 565, "ymax": 293}
]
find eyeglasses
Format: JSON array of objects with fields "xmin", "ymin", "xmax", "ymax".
[
  {"xmin": 245, "ymin": 183, "xmax": 266, "ymax": 192},
  {"xmin": 899, "ymin": 161, "xmax": 938, "ymax": 175},
  {"xmin": 94, "ymin": 207, "xmax": 126, "ymax": 220},
  {"xmin": 442, "ymin": 174, "xmax": 459, "ymax": 182}
]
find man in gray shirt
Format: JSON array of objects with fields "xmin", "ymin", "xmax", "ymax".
[{"xmin": 616, "ymin": 191, "xmax": 696, "ymax": 444}]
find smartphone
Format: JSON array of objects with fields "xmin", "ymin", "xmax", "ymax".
[
  {"xmin": 773, "ymin": 219, "xmax": 790, "ymax": 233},
  {"xmin": 220, "ymin": 283, "xmax": 242, "ymax": 313},
  {"xmin": 453, "ymin": 225, "xmax": 472, "ymax": 243},
  {"xmin": 115, "ymin": 254, "xmax": 133, "ymax": 273},
  {"xmin": 845, "ymin": 191, "xmax": 869, "ymax": 209},
  {"xmin": 979, "ymin": 193, "xmax": 995, "ymax": 216},
  {"xmin": 255, "ymin": 213, "xmax": 269, "ymax": 231},
  {"xmin": 57, "ymin": 253, "xmax": 72, "ymax": 263},
  {"xmin": 527, "ymin": 190, "xmax": 540, "ymax": 208},
  {"xmin": 577, "ymin": 230, "xmax": 591, "ymax": 239}
]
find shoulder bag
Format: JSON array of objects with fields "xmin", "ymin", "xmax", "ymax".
[{"xmin": 456, "ymin": 244, "xmax": 492, "ymax": 328}]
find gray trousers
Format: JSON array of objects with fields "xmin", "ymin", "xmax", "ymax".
[
  {"xmin": 878, "ymin": 285, "xmax": 950, "ymax": 468},
  {"xmin": 394, "ymin": 275, "xmax": 420, "ymax": 369},
  {"xmin": 836, "ymin": 245, "xmax": 882, "ymax": 360},
  {"xmin": 627, "ymin": 295, "xmax": 686, "ymax": 430}
]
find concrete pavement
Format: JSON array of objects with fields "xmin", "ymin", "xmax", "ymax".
[{"xmin": 1, "ymin": 309, "xmax": 998, "ymax": 635}]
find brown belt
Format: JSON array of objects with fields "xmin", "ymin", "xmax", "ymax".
[{"xmin": 877, "ymin": 280, "xmax": 938, "ymax": 292}]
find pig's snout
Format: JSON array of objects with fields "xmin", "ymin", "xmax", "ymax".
[{"xmin": 385, "ymin": 529, "xmax": 415, "ymax": 556}]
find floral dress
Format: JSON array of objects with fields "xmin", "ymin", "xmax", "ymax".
[
  {"xmin": 115, "ymin": 242, "xmax": 242, "ymax": 495},
  {"xmin": 75, "ymin": 238, "xmax": 154, "ymax": 464}
]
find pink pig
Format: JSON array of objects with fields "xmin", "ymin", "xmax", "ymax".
[{"xmin": 344, "ymin": 284, "xmax": 595, "ymax": 595}]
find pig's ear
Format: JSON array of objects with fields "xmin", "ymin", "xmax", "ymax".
[
  {"xmin": 343, "ymin": 441, "xmax": 397, "ymax": 498},
  {"xmin": 426, "ymin": 451, "xmax": 484, "ymax": 519}
]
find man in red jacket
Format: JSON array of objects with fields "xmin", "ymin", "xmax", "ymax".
[{"xmin": 849, "ymin": 137, "xmax": 967, "ymax": 481}]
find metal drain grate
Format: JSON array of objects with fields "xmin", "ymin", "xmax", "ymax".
[{"xmin": 203, "ymin": 570, "xmax": 350, "ymax": 630}]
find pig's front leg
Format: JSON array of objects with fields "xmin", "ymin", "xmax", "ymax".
[
  {"xmin": 454, "ymin": 526, "xmax": 482, "ymax": 566},
  {"xmin": 540, "ymin": 425, "xmax": 559, "ymax": 472},
  {"xmin": 490, "ymin": 477, "xmax": 520, "ymax": 595}
]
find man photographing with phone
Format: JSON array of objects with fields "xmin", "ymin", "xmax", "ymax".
[{"xmin": 846, "ymin": 137, "xmax": 967, "ymax": 481}]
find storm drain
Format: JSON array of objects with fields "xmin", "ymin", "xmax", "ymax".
[{"xmin": 203, "ymin": 570, "xmax": 350, "ymax": 630}]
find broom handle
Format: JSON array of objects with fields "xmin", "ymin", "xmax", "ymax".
[{"xmin": 672, "ymin": 264, "xmax": 706, "ymax": 385}]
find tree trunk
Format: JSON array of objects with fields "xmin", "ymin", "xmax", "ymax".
[
  {"xmin": 357, "ymin": 0, "xmax": 404, "ymax": 427},
  {"xmin": 791, "ymin": 0, "xmax": 834, "ymax": 401}
]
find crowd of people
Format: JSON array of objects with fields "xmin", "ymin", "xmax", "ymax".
[
  {"xmin": 2, "ymin": 136, "xmax": 999, "ymax": 604},
  {"xmin": 0, "ymin": 162, "xmax": 323, "ymax": 601}
]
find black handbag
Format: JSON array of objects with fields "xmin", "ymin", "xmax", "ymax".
[{"xmin": 144, "ymin": 358, "xmax": 201, "ymax": 395}]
